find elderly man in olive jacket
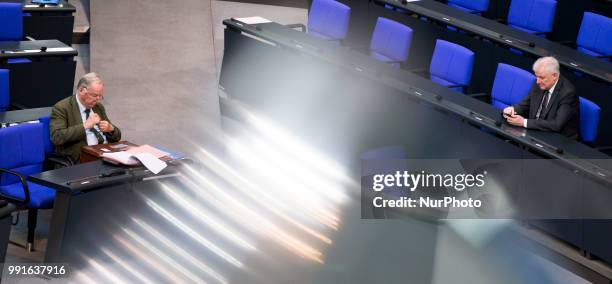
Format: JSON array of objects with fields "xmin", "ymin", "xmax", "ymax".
[{"xmin": 50, "ymin": 72, "xmax": 121, "ymax": 163}]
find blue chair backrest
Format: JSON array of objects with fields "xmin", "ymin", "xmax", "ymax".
[
  {"xmin": 369, "ymin": 17, "xmax": 413, "ymax": 64},
  {"xmin": 579, "ymin": 97, "xmax": 600, "ymax": 143},
  {"xmin": 577, "ymin": 12, "xmax": 612, "ymax": 57},
  {"xmin": 429, "ymin": 39, "xmax": 475, "ymax": 87},
  {"xmin": 0, "ymin": 69, "xmax": 8, "ymax": 112},
  {"xmin": 0, "ymin": 123, "xmax": 45, "ymax": 186},
  {"xmin": 308, "ymin": 0, "xmax": 351, "ymax": 41},
  {"xmin": 490, "ymin": 63, "xmax": 535, "ymax": 110},
  {"xmin": 448, "ymin": 0, "xmax": 489, "ymax": 14},
  {"xmin": 38, "ymin": 116, "xmax": 54, "ymax": 155},
  {"xmin": 508, "ymin": 0, "xmax": 557, "ymax": 34},
  {"xmin": 0, "ymin": 3, "xmax": 23, "ymax": 41}
]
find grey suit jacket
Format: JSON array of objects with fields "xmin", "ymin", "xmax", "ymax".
[{"xmin": 49, "ymin": 95, "xmax": 121, "ymax": 163}]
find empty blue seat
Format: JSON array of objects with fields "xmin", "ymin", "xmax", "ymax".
[
  {"xmin": 0, "ymin": 123, "xmax": 56, "ymax": 251},
  {"xmin": 308, "ymin": 0, "xmax": 351, "ymax": 41},
  {"xmin": 490, "ymin": 63, "xmax": 535, "ymax": 109},
  {"xmin": 448, "ymin": 0, "xmax": 489, "ymax": 15},
  {"xmin": 579, "ymin": 97, "xmax": 600, "ymax": 143},
  {"xmin": 0, "ymin": 3, "xmax": 32, "ymax": 64},
  {"xmin": 576, "ymin": 12, "xmax": 612, "ymax": 60},
  {"xmin": 0, "ymin": 70, "xmax": 8, "ymax": 112},
  {"xmin": 0, "ymin": 3, "xmax": 23, "ymax": 41},
  {"xmin": 369, "ymin": 17, "xmax": 413, "ymax": 68},
  {"xmin": 429, "ymin": 39, "xmax": 475, "ymax": 93},
  {"xmin": 507, "ymin": 0, "xmax": 557, "ymax": 37}
]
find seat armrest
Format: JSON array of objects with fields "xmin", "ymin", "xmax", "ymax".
[
  {"xmin": 347, "ymin": 46, "xmax": 370, "ymax": 53},
  {"xmin": 467, "ymin": 92, "xmax": 489, "ymax": 98},
  {"xmin": 444, "ymin": 83, "xmax": 465, "ymax": 89},
  {"xmin": 408, "ymin": 67, "xmax": 428, "ymax": 77},
  {"xmin": 46, "ymin": 153, "xmax": 74, "ymax": 168},
  {"xmin": 285, "ymin": 23, "xmax": 306, "ymax": 32},
  {"xmin": 0, "ymin": 168, "xmax": 30, "ymax": 205},
  {"xmin": 558, "ymin": 40, "xmax": 575, "ymax": 48}
]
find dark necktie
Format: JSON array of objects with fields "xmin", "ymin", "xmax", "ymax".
[
  {"xmin": 535, "ymin": 90, "xmax": 550, "ymax": 119},
  {"xmin": 84, "ymin": 109, "xmax": 105, "ymax": 144}
]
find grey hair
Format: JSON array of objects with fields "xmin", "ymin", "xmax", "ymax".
[
  {"xmin": 532, "ymin": 56, "xmax": 560, "ymax": 75},
  {"xmin": 76, "ymin": 72, "xmax": 103, "ymax": 90}
]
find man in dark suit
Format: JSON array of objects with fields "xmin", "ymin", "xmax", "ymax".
[
  {"xmin": 503, "ymin": 56, "xmax": 579, "ymax": 139},
  {"xmin": 50, "ymin": 73, "xmax": 122, "ymax": 163}
]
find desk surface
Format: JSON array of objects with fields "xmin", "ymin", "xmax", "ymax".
[
  {"xmin": 378, "ymin": 0, "xmax": 612, "ymax": 83},
  {"xmin": 0, "ymin": 39, "xmax": 77, "ymax": 59},
  {"xmin": 223, "ymin": 19, "xmax": 612, "ymax": 186},
  {"xmin": 29, "ymin": 160, "xmax": 180, "ymax": 194},
  {"xmin": 0, "ymin": 107, "xmax": 51, "ymax": 125}
]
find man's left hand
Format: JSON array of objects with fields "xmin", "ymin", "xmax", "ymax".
[
  {"xmin": 506, "ymin": 114, "xmax": 525, "ymax": 127},
  {"xmin": 99, "ymin": 121, "xmax": 114, "ymax": 132}
]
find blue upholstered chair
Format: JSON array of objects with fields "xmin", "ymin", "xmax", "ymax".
[
  {"xmin": 507, "ymin": 0, "xmax": 557, "ymax": 37},
  {"xmin": 0, "ymin": 3, "xmax": 32, "ymax": 64},
  {"xmin": 0, "ymin": 123, "xmax": 56, "ymax": 251},
  {"xmin": 38, "ymin": 116, "xmax": 54, "ymax": 155},
  {"xmin": 448, "ymin": 0, "xmax": 489, "ymax": 15},
  {"xmin": 38, "ymin": 115, "xmax": 73, "ymax": 168},
  {"xmin": 369, "ymin": 17, "xmax": 413, "ymax": 68},
  {"xmin": 490, "ymin": 63, "xmax": 535, "ymax": 109},
  {"xmin": 428, "ymin": 39, "xmax": 474, "ymax": 93},
  {"xmin": 0, "ymin": 70, "xmax": 8, "ymax": 112},
  {"xmin": 576, "ymin": 12, "xmax": 612, "ymax": 60},
  {"xmin": 308, "ymin": 0, "xmax": 351, "ymax": 41},
  {"xmin": 0, "ymin": 3, "xmax": 23, "ymax": 41},
  {"xmin": 579, "ymin": 97, "xmax": 600, "ymax": 143}
]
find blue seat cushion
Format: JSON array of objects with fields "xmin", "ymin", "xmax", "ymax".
[
  {"xmin": 7, "ymin": 58, "xmax": 31, "ymax": 64},
  {"xmin": 370, "ymin": 51, "xmax": 400, "ymax": 68},
  {"xmin": 577, "ymin": 46, "xmax": 610, "ymax": 62},
  {"xmin": 0, "ymin": 182, "xmax": 55, "ymax": 208},
  {"xmin": 492, "ymin": 100, "xmax": 510, "ymax": 110},
  {"xmin": 430, "ymin": 74, "xmax": 464, "ymax": 92},
  {"xmin": 309, "ymin": 30, "xmax": 334, "ymax": 40},
  {"xmin": 509, "ymin": 24, "xmax": 538, "ymax": 34},
  {"xmin": 448, "ymin": 3, "xmax": 478, "ymax": 14}
]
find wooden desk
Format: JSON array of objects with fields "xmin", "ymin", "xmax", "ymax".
[{"xmin": 80, "ymin": 141, "xmax": 138, "ymax": 163}]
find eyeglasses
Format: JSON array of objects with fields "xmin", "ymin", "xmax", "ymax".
[{"xmin": 84, "ymin": 87, "xmax": 104, "ymax": 100}]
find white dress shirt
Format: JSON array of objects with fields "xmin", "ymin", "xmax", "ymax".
[{"xmin": 75, "ymin": 94, "xmax": 107, "ymax": 145}]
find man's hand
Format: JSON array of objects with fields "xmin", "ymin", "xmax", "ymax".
[
  {"xmin": 506, "ymin": 114, "xmax": 525, "ymax": 127},
  {"xmin": 503, "ymin": 106, "xmax": 515, "ymax": 116},
  {"xmin": 83, "ymin": 113, "xmax": 101, "ymax": 129},
  {"xmin": 99, "ymin": 121, "xmax": 115, "ymax": 133}
]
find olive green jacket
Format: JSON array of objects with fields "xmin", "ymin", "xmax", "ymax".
[{"xmin": 49, "ymin": 95, "xmax": 121, "ymax": 163}]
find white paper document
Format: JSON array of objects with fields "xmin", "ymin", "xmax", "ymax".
[
  {"xmin": 133, "ymin": 153, "xmax": 167, "ymax": 174},
  {"xmin": 101, "ymin": 152, "xmax": 168, "ymax": 174}
]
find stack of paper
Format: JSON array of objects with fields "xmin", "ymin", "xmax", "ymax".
[{"xmin": 101, "ymin": 144, "xmax": 169, "ymax": 174}]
